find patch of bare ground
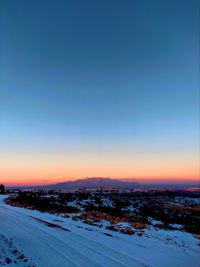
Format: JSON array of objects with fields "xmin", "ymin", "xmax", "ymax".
[
  {"xmin": 73, "ymin": 211, "xmax": 146, "ymax": 235},
  {"xmin": 30, "ymin": 216, "xmax": 70, "ymax": 232},
  {"xmin": 0, "ymin": 234, "xmax": 36, "ymax": 266}
]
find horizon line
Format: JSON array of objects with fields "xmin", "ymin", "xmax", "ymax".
[{"xmin": 2, "ymin": 176, "xmax": 200, "ymax": 187}]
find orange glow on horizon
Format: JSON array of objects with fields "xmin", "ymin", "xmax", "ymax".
[
  {"xmin": 1, "ymin": 167, "xmax": 199, "ymax": 186},
  {"xmin": 1, "ymin": 150, "xmax": 199, "ymax": 186}
]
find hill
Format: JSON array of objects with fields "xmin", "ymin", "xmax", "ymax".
[{"xmin": 37, "ymin": 177, "xmax": 138, "ymax": 190}]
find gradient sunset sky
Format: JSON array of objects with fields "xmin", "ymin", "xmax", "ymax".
[{"xmin": 0, "ymin": 0, "xmax": 199, "ymax": 186}]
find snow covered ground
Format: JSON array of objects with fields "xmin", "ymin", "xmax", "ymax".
[{"xmin": 0, "ymin": 195, "xmax": 199, "ymax": 267}]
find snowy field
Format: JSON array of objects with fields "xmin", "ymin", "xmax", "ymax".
[{"xmin": 0, "ymin": 195, "xmax": 199, "ymax": 267}]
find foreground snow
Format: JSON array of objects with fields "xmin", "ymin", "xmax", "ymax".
[{"xmin": 0, "ymin": 195, "xmax": 199, "ymax": 267}]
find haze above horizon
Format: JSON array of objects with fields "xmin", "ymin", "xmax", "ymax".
[{"xmin": 0, "ymin": 0, "xmax": 199, "ymax": 186}]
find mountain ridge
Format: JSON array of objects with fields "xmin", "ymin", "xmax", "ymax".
[{"xmin": 35, "ymin": 177, "xmax": 138, "ymax": 190}]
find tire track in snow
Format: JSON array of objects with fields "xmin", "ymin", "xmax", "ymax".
[{"xmin": 0, "ymin": 202, "xmax": 151, "ymax": 267}]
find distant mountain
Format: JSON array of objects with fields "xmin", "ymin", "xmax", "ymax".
[
  {"xmin": 35, "ymin": 177, "xmax": 138, "ymax": 190},
  {"xmin": 8, "ymin": 177, "xmax": 199, "ymax": 191}
]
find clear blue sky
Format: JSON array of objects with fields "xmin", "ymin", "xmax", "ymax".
[{"xmin": 0, "ymin": 0, "xmax": 199, "ymax": 184}]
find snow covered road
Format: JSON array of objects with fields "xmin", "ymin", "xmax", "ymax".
[{"xmin": 0, "ymin": 195, "xmax": 199, "ymax": 267}]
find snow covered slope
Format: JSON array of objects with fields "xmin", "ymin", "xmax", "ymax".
[{"xmin": 0, "ymin": 195, "xmax": 199, "ymax": 267}]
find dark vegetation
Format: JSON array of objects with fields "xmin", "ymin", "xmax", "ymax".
[
  {"xmin": 0, "ymin": 184, "xmax": 5, "ymax": 194},
  {"xmin": 6, "ymin": 189, "xmax": 200, "ymax": 234},
  {"xmin": 7, "ymin": 191, "xmax": 80, "ymax": 213}
]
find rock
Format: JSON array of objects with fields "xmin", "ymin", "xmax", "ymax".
[
  {"xmin": 120, "ymin": 227, "xmax": 135, "ymax": 235},
  {"xmin": 63, "ymin": 214, "xmax": 70, "ymax": 218},
  {"xmin": 131, "ymin": 222, "xmax": 146, "ymax": 230}
]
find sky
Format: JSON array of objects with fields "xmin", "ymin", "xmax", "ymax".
[{"xmin": 0, "ymin": 0, "xmax": 199, "ymax": 186}]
